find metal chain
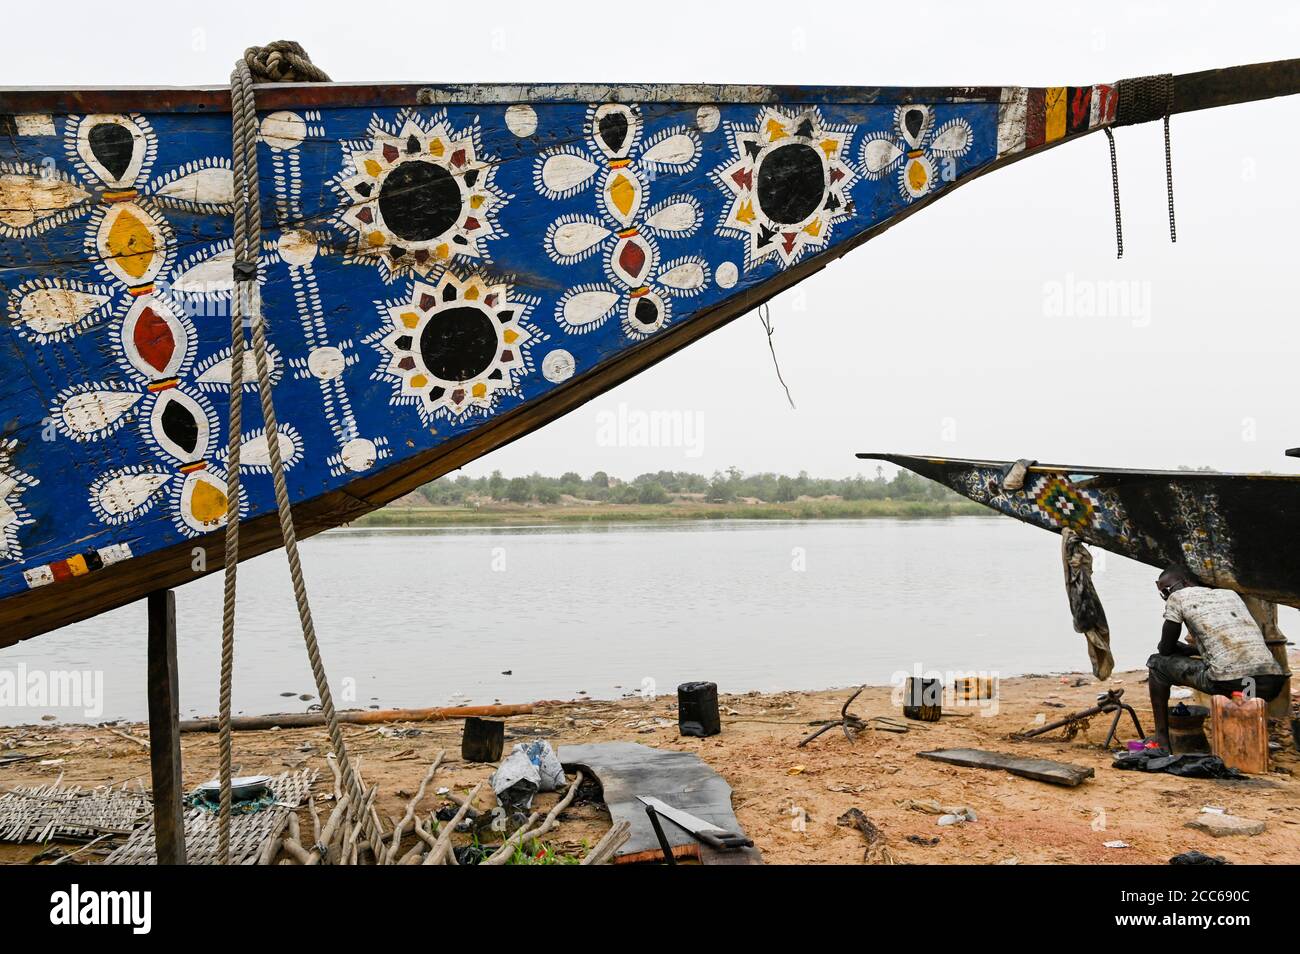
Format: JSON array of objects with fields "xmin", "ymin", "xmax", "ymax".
[
  {"xmin": 1104, "ymin": 127, "xmax": 1123, "ymax": 259},
  {"xmin": 221, "ymin": 45, "xmax": 371, "ymax": 864},
  {"xmin": 1164, "ymin": 115, "xmax": 1177, "ymax": 243}
]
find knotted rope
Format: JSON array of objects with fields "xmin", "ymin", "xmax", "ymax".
[
  {"xmin": 243, "ymin": 40, "xmax": 332, "ymax": 84},
  {"xmin": 219, "ymin": 42, "xmax": 369, "ymax": 864}
]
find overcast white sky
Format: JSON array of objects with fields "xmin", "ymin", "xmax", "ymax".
[{"xmin": 8, "ymin": 0, "xmax": 1298, "ymax": 480}]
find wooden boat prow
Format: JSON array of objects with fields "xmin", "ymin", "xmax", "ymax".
[
  {"xmin": 859, "ymin": 452, "xmax": 1300, "ymax": 608},
  {"xmin": 2, "ymin": 61, "xmax": 1299, "ymax": 645}
]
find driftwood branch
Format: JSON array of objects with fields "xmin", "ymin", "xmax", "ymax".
[{"xmin": 382, "ymin": 750, "xmax": 445, "ymax": 865}]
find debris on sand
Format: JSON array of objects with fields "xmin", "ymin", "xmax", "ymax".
[{"xmin": 837, "ymin": 808, "xmax": 895, "ymax": 864}]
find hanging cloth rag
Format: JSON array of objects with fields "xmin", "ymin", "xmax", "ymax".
[
  {"xmin": 1000, "ymin": 458, "xmax": 1037, "ymax": 493},
  {"xmin": 1061, "ymin": 528, "xmax": 1114, "ymax": 680}
]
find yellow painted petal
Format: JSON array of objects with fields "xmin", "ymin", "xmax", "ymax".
[
  {"xmin": 765, "ymin": 119, "xmax": 787, "ymax": 141},
  {"xmin": 907, "ymin": 160, "xmax": 928, "ymax": 193},
  {"xmin": 105, "ymin": 206, "xmax": 157, "ymax": 280},
  {"xmin": 609, "ymin": 173, "xmax": 635, "ymax": 217},
  {"xmin": 190, "ymin": 480, "xmax": 227, "ymax": 525}
]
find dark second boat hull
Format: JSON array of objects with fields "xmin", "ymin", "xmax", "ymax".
[{"xmin": 860, "ymin": 454, "xmax": 1300, "ymax": 608}]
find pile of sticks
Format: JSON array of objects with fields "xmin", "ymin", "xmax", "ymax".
[{"xmin": 266, "ymin": 751, "xmax": 629, "ymax": 866}]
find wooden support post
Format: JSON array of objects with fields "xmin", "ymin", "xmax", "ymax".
[
  {"xmin": 147, "ymin": 589, "xmax": 186, "ymax": 865},
  {"xmin": 461, "ymin": 716, "xmax": 505, "ymax": 762}
]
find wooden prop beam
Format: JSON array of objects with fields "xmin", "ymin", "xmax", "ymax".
[{"xmin": 146, "ymin": 589, "xmax": 186, "ymax": 865}]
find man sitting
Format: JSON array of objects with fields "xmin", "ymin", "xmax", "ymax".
[{"xmin": 1148, "ymin": 565, "xmax": 1285, "ymax": 751}]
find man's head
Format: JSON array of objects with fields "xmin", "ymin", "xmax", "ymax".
[{"xmin": 1157, "ymin": 565, "xmax": 1193, "ymax": 600}]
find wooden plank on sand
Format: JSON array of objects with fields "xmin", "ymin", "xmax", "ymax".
[{"xmin": 917, "ymin": 748, "xmax": 1094, "ymax": 787}]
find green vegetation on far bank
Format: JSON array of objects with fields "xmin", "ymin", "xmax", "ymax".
[{"xmin": 356, "ymin": 465, "xmax": 990, "ymax": 526}]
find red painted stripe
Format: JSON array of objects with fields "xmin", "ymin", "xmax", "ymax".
[{"xmin": 1026, "ymin": 88, "xmax": 1046, "ymax": 148}]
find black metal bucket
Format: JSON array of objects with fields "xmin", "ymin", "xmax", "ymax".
[{"xmin": 1168, "ymin": 703, "xmax": 1211, "ymax": 755}]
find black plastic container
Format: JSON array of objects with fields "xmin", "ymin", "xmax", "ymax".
[
  {"xmin": 902, "ymin": 677, "xmax": 942, "ymax": 722},
  {"xmin": 678, "ymin": 681, "xmax": 721, "ymax": 737}
]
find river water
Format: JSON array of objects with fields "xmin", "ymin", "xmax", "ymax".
[{"xmin": 2, "ymin": 517, "xmax": 1262, "ymax": 725}]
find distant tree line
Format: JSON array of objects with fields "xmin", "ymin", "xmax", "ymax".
[{"xmin": 411, "ymin": 466, "xmax": 960, "ymax": 506}]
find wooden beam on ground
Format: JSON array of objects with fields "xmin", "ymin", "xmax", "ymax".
[
  {"xmin": 916, "ymin": 748, "xmax": 1094, "ymax": 787},
  {"xmin": 177, "ymin": 702, "xmax": 534, "ymax": 733},
  {"xmin": 146, "ymin": 589, "xmax": 186, "ymax": 865}
]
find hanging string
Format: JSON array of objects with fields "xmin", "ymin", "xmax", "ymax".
[
  {"xmin": 758, "ymin": 303, "xmax": 795, "ymax": 409},
  {"xmin": 1103, "ymin": 128, "xmax": 1123, "ymax": 259},
  {"xmin": 1164, "ymin": 115, "xmax": 1177, "ymax": 243}
]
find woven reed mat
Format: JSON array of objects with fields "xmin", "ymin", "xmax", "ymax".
[
  {"xmin": 0, "ymin": 781, "xmax": 150, "ymax": 843},
  {"xmin": 105, "ymin": 769, "xmax": 317, "ymax": 866}
]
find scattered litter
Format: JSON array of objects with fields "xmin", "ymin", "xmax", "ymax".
[
  {"xmin": 1102, "ymin": 840, "xmax": 1130, "ymax": 849},
  {"xmin": 378, "ymin": 727, "xmax": 422, "ymax": 739},
  {"xmin": 901, "ymin": 798, "xmax": 966, "ymax": 816},
  {"xmin": 836, "ymin": 808, "xmax": 895, "ymax": 864},
  {"xmin": 938, "ymin": 808, "xmax": 977, "ymax": 826},
  {"xmin": 787, "ymin": 764, "xmax": 807, "ymax": 776},
  {"xmin": 826, "ymin": 782, "xmax": 867, "ymax": 794},
  {"xmin": 490, "ymin": 740, "xmax": 566, "ymax": 810},
  {"xmin": 906, "ymin": 834, "xmax": 940, "ymax": 846}
]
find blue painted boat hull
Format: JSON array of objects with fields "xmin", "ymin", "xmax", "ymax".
[{"xmin": 0, "ymin": 65, "xmax": 1296, "ymax": 643}]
